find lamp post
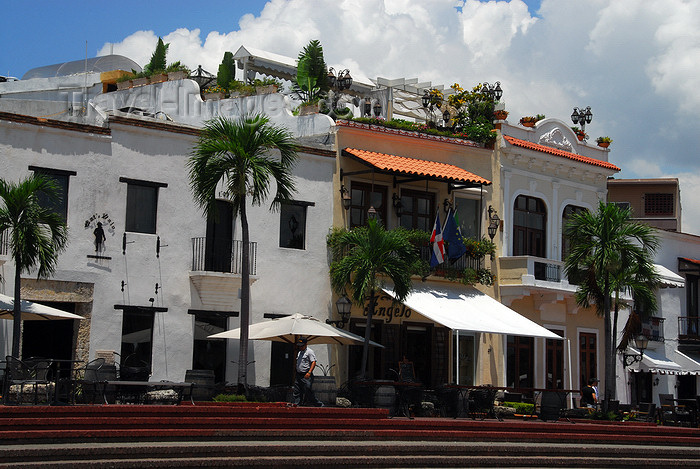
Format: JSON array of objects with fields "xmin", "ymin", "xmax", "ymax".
[
  {"xmin": 622, "ymin": 334, "xmax": 649, "ymax": 368},
  {"xmin": 571, "ymin": 106, "xmax": 593, "ymax": 135},
  {"xmin": 480, "ymin": 82, "xmax": 503, "ymax": 101},
  {"xmin": 327, "ymin": 67, "xmax": 353, "ymax": 112},
  {"xmin": 327, "ymin": 295, "xmax": 352, "ymax": 328}
]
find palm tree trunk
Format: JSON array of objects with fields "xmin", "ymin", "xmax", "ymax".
[
  {"xmin": 11, "ymin": 256, "xmax": 22, "ymax": 358},
  {"xmin": 360, "ymin": 289, "xmax": 375, "ymax": 379},
  {"xmin": 237, "ymin": 196, "xmax": 250, "ymax": 395},
  {"xmin": 610, "ymin": 294, "xmax": 620, "ymax": 403},
  {"xmin": 603, "ymin": 295, "xmax": 613, "ymax": 411}
]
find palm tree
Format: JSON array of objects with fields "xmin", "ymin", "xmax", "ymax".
[
  {"xmin": 564, "ymin": 201, "xmax": 659, "ymax": 404},
  {"xmin": 187, "ymin": 114, "xmax": 298, "ymax": 393},
  {"xmin": 329, "ymin": 219, "xmax": 422, "ymax": 378},
  {"xmin": 0, "ymin": 175, "xmax": 68, "ymax": 358}
]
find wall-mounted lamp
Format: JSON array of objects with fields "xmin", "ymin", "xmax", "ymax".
[
  {"xmin": 653, "ymin": 377, "xmax": 660, "ymax": 386},
  {"xmin": 487, "ymin": 205, "xmax": 500, "ymax": 240},
  {"xmin": 340, "ymin": 185, "xmax": 352, "ymax": 211},
  {"xmin": 373, "ymin": 101, "xmax": 382, "ymax": 118},
  {"xmin": 327, "ymin": 295, "xmax": 352, "ymax": 328},
  {"xmin": 443, "ymin": 198, "xmax": 453, "ymax": 216},
  {"xmin": 367, "ymin": 205, "xmax": 378, "ymax": 220},
  {"xmin": 622, "ymin": 334, "xmax": 649, "ymax": 368},
  {"xmin": 392, "ymin": 193, "xmax": 403, "ymax": 217},
  {"xmin": 364, "ymin": 98, "xmax": 372, "ymax": 117}
]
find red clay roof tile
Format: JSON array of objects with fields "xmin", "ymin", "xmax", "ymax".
[
  {"xmin": 503, "ymin": 135, "xmax": 620, "ymax": 171},
  {"xmin": 343, "ymin": 148, "xmax": 491, "ymax": 185}
]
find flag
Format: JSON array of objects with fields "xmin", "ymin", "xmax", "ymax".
[
  {"xmin": 443, "ymin": 209, "xmax": 467, "ymax": 260},
  {"xmin": 430, "ymin": 212, "xmax": 444, "ymax": 267}
]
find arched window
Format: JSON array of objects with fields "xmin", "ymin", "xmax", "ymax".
[
  {"xmin": 513, "ymin": 195, "xmax": 546, "ymax": 257},
  {"xmin": 561, "ymin": 205, "xmax": 586, "ymax": 261}
]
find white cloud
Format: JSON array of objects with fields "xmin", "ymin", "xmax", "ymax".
[{"xmin": 97, "ymin": 0, "xmax": 700, "ymax": 234}]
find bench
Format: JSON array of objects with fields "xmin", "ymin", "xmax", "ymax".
[{"xmin": 99, "ymin": 380, "xmax": 195, "ymax": 405}]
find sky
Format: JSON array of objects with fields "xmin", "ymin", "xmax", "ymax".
[{"xmin": 2, "ymin": 0, "xmax": 700, "ymax": 234}]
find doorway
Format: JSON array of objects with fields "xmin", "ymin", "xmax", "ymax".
[
  {"xmin": 205, "ymin": 200, "xmax": 234, "ymax": 272},
  {"xmin": 21, "ymin": 301, "xmax": 76, "ymax": 360}
]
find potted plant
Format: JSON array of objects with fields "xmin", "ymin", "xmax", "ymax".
[
  {"xmin": 519, "ymin": 116, "xmax": 538, "ymax": 127},
  {"xmin": 254, "ymin": 77, "xmax": 282, "ymax": 95},
  {"xmin": 148, "ymin": 70, "xmax": 168, "ymax": 84},
  {"xmin": 166, "ymin": 62, "xmax": 189, "ymax": 81},
  {"xmin": 596, "ymin": 136, "xmax": 612, "ymax": 148},
  {"xmin": 228, "ymin": 80, "xmax": 256, "ymax": 97},
  {"xmin": 571, "ymin": 126, "xmax": 587, "ymax": 142},
  {"xmin": 116, "ymin": 72, "xmax": 135, "ymax": 90},
  {"xmin": 203, "ymin": 84, "xmax": 226, "ymax": 100},
  {"xmin": 493, "ymin": 109, "xmax": 508, "ymax": 121}
]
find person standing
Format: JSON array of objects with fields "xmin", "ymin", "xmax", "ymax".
[
  {"xmin": 292, "ymin": 337, "xmax": 324, "ymax": 407},
  {"xmin": 581, "ymin": 378, "xmax": 599, "ymax": 408}
]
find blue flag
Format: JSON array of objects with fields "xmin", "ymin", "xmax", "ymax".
[{"xmin": 443, "ymin": 209, "xmax": 467, "ymax": 260}]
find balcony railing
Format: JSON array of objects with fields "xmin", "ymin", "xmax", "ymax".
[
  {"xmin": 641, "ymin": 317, "xmax": 665, "ymax": 342},
  {"xmin": 419, "ymin": 245, "xmax": 484, "ymax": 273},
  {"xmin": 679, "ymin": 316, "xmax": 700, "ymax": 342},
  {"xmin": 499, "ymin": 256, "xmax": 566, "ymax": 286},
  {"xmin": 191, "ymin": 237, "xmax": 257, "ymax": 275}
]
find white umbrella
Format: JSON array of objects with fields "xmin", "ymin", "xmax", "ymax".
[
  {"xmin": 0, "ymin": 293, "xmax": 84, "ymax": 321},
  {"xmin": 208, "ymin": 313, "xmax": 383, "ymax": 347}
]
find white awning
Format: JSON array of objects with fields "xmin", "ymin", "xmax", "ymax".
[
  {"xmin": 0, "ymin": 293, "xmax": 84, "ymax": 321},
  {"xmin": 629, "ymin": 348, "xmax": 684, "ymax": 374},
  {"xmin": 673, "ymin": 350, "xmax": 700, "ymax": 375},
  {"xmin": 382, "ymin": 283, "xmax": 562, "ymax": 340},
  {"xmin": 654, "ymin": 264, "xmax": 685, "ymax": 288}
]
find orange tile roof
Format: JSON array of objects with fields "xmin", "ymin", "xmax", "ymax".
[
  {"xmin": 680, "ymin": 257, "xmax": 700, "ymax": 266},
  {"xmin": 503, "ymin": 136, "xmax": 620, "ymax": 171},
  {"xmin": 343, "ymin": 148, "xmax": 491, "ymax": 185}
]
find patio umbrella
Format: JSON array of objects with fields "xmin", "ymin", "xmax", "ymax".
[
  {"xmin": 0, "ymin": 293, "xmax": 84, "ymax": 321},
  {"xmin": 208, "ymin": 313, "xmax": 383, "ymax": 347}
]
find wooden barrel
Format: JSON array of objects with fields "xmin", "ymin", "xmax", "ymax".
[
  {"xmin": 314, "ymin": 375, "xmax": 337, "ymax": 406},
  {"xmin": 373, "ymin": 382, "xmax": 396, "ymax": 409},
  {"xmin": 185, "ymin": 369, "xmax": 215, "ymax": 401}
]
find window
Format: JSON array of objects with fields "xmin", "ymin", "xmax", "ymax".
[
  {"xmin": 613, "ymin": 201, "xmax": 630, "ymax": 211},
  {"xmin": 280, "ymin": 201, "xmax": 314, "ymax": 250},
  {"xmin": 120, "ymin": 177, "xmax": 167, "ymax": 234},
  {"xmin": 350, "ymin": 182, "xmax": 387, "ymax": 228},
  {"xmin": 507, "ymin": 335, "xmax": 534, "ymax": 390},
  {"xmin": 644, "ymin": 193, "xmax": 674, "ymax": 216},
  {"xmin": 546, "ymin": 329, "xmax": 565, "ymax": 390},
  {"xmin": 120, "ymin": 309, "xmax": 155, "ymax": 373},
  {"xmin": 455, "ymin": 198, "xmax": 479, "ymax": 239},
  {"xmin": 513, "ymin": 195, "xmax": 546, "ymax": 257},
  {"xmin": 561, "ymin": 205, "xmax": 586, "ymax": 261},
  {"xmin": 399, "ymin": 189, "xmax": 435, "ymax": 232},
  {"xmin": 29, "ymin": 166, "xmax": 76, "ymax": 221},
  {"xmin": 579, "ymin": 332, "xmax": 597, "ymax": 391}
]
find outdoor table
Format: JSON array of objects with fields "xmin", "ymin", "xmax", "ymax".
[
  {"xmin": 99, "ymin": 380, "xmax": 195, "ymax": 405},
  {"xmin": 444, "ymin": 385, "xmax": 505, "ymax": 420},
  {"xmin": 352, "ymin": 380, "xmax": 422, "ymax": 419},
  {"xmin": 672, "ymin": 398, "xmax": 697, "ymax": 426},
  {"xmin": 49, "ymin": 359, "xmax": 84, "ymax": 406}
]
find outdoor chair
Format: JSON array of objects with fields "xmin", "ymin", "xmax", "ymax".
[
  {"xmin": 3, "ymin": 356, "xmax": 51, "ymax": 405},
  {"xmin": 659, "ymin": 393, "xmax": 692, "ymax": 426},
  {"xmin": 76, "ymin": 358, "xmax": 105, "ymax": 404},
  {"xmin": 637, "ymin": 402, "xmax": 657, "ymax": 422},
  {"xmin": 467, "ymin": 387, "xmax": 499, "ymax": 421},
  {"xmin": 538, "ymin": 390, "xmax": 569, "ymax": 422},
  {"xmin": 435, "ymin": 385, "xmax": 461, "ymax": 418}
]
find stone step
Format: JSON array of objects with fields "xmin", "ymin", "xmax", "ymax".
[{"xmin": 0, "ymin": 441, "xmax": 698, "ymax": 468}]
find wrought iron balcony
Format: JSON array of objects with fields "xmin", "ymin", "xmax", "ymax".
[
  {"xmin": 0, "ymin": 229, "xmax": 8, "ymax": 257},
  {"xmin": 499, "ymin": 256, "xmax": 566, "ymax": 286},
  {"xmin": 679, "ymin": 316, "xmax": 700, "ymax": 342},
  {"xmin": 191, "ymin": 237, "xmax": 257, "ymax": 275},
  {"xmin": 641, "ymin": 317, "xmax": 665, "ymax": 342},
  {"xmin": 419, "ymin": 245, "xmax": 484, "ymax": 275}
]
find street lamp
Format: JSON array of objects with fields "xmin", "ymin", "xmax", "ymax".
[
  {"xmin": 340, "ymin": 185, "xmax": 352, "ymax": 211},
  {"xmin": 481, "ymin": 82, "xmax": 503, "ymax": 101},
  {"xmin": 622, "ymin": 334, "xmax": 649, "ymax": 368},
  {"xmin": 571, "ymin": 106, "xmax": 593, "ymax": 133},
  {"xmin": 327, "ymin": 295, "xmax": 352, "ymax": 328}
]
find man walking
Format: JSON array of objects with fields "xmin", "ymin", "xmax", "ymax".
[{"xmin": 292, "ymin": 337, "xmax": 324, "ymax": 406}]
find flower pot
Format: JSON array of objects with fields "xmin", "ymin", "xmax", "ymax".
[
  {"xmin": 148, "ymin": 73, "xmax": 168, "ymax": 84},
  {"xmin": 494, "ymin": 111, "xmax": 508, "ymax": 121},
  {"xmin": 131, "ymin": 77, "xmax": 148, "ymax": 87},
  {"xmin": 116, "ymin": 80, "xmax": 132, "ymax": 90},
  {"xmin": 521, "ymin": 121, "xmax": 535, "ymax": 128},
  {"xmin": 204, "ymin": 92, "xmax": 224, "ymax": 101},
  {"xmin": 167, "ymin": 71, "xmax": 187, "ymax": 81},
  {"xmin": 299, "ymin": 102, "xmax": 320, "ymax": 115},
  {"xmin": 576, "ymin": 134, "xmax": 585, "ymax": 142},
  {"xmin": 597, "ymin": 142, "xmax": 610, "ymax": 148},
  {"xmin": 255, "ymin": 84, "xmax": 278, "ymax": 95}
]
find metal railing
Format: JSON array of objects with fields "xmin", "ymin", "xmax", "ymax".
[
  {"xmin": 641, "ymin": 317, "xmax": 664, "ymax": 342},
  {"xmin": 191, "ymin": 237, "xmax": 257, "ymax": 275},
  {"xmin": 419, "ymin": 245, "xmax": 484, "ymax": 272},
  {"xmin": 679, "ymin": 316, "xmax": 700, "ymax": 342},
  {"xmin": 534, "ymin": 261, "xmax": 561, "ymax": 282}
]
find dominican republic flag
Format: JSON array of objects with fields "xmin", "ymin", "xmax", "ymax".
[{"xmin": 430, "ymin": 212, "xmax": 445, "ymax": 267}]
